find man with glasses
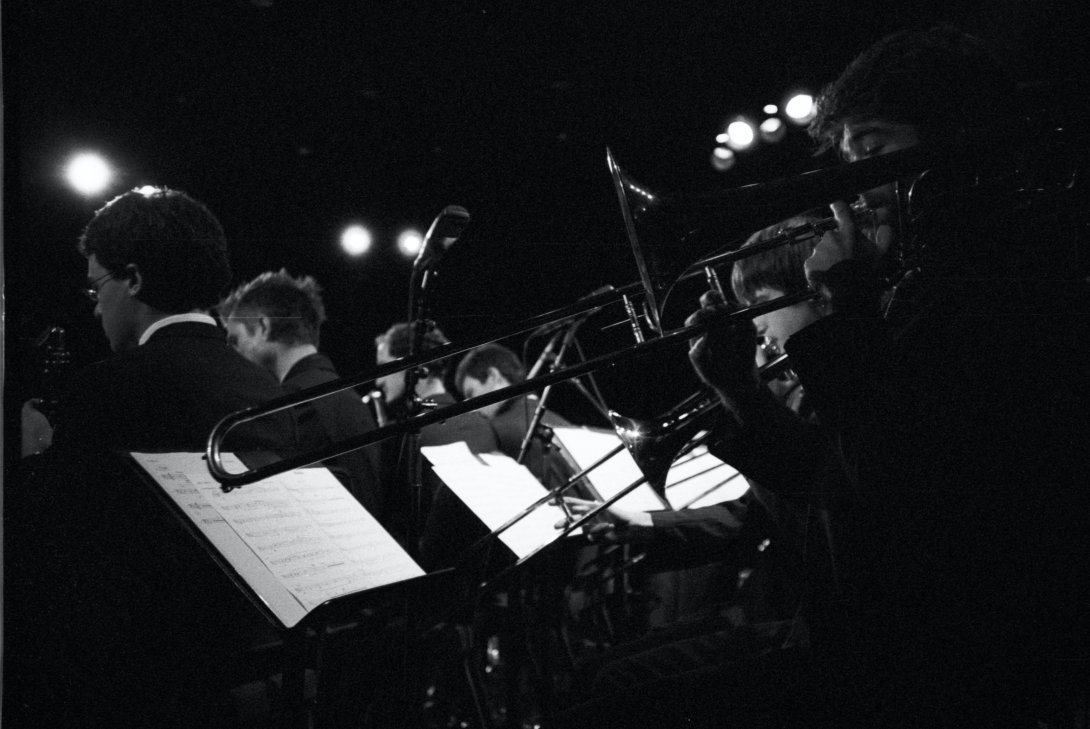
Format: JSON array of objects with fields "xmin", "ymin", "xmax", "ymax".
[{"xmin": 11, "ymin": 187, "xmax": 297, "ymax": 728}]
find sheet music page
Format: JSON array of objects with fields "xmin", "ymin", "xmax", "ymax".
[
  {"xmin": 549, "ymin": 426, "xmax": 669, "ymax": 512},
  {"xmin": 420, "ymin": 443, "xmax": 572, "ymax": 560},
  {"xmin": 131, "ymin": 452, "xmax": 423, "ymax": 628},
  {"xmin": 660, "ymin": 443, "xmax": 748, "ymax": 509},
  {"xmin": 550, "ymin": 426, "xmax": 748, "ymax": 511}
]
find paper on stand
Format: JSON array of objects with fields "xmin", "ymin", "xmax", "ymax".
[
  {"xmin": 659, "ymin": 443, "xmax": 747, "ymax": 509},
  {"xmin": 550, "ymin": 426, "xmax": 747, "ymax": 511},
  {"xmin": 131, "ymin": 452, "xmax": 423, "ymax": 628},
  {"xmin": 420, "ymin": 442, "xmax": 572, "ymax": 560}
]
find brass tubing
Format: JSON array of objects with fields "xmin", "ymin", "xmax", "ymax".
[{"xmin": 206, "ymin": 290, "xmax": 819, "ymax": 489}]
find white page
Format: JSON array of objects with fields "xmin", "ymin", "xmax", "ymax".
[
  {"xmin": 131, "ymin": 452, "xmax": 423, "ymax": 628},
  {"xmin": 549, "ymin": 426, "xmax": 670, "ymax": 512},
  {"xmin": 550, "ymin": 426, "xmax": 747, "ymax": 511},
  {"xmin": 660, "ymin": 442, "xmax": 748, "ymax": 509},
  {"xmin": 420, "ymin": 443, "xmax": 572, "ymax": 560}
]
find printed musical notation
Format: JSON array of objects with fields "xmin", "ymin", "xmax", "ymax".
[{"xmin": 130, "ymin": 452, "xmax": 423, "ymax": 627}]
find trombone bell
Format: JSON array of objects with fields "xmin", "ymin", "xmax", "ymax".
[{"xmin": 608, "ymin": 389, "xmax": 720, "ymax": 497}]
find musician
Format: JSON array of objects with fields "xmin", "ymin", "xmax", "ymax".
[
  {"xmin": 455, "ymin": 342, "xmax": 572, "ymax": 485},
  {"xmin": 689, "ymin": 25, "xmax": 1090, "ymax": 727},
  {"xmin": 548, "ymin": 218, "xmax": 833, "ymax": 728},
  {"xmin": 218, "ymin": 269, "xmax": 385, "ymax": 515},
  {"xmin": 372, "ymin": 322, "xmax": 500, "ymax": 563},
  {"xmin": 10, "ymin": 187, "xmax": 297, "ymax": 728},
  {"xmin": 454, "ymin": 343, "xmax": 583, "ymax": 722}
]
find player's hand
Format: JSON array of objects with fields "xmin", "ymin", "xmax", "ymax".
[
  {"xmin": 687, "ymin": 289, "xmax": 760, "ymax": 402},
  {"xmin": 21, "ymin": 399, "xmax": 54, "ymax": 457},
  {"xmin": 553, "ymin": 497, "xmax": 652, "ymax": 543}
]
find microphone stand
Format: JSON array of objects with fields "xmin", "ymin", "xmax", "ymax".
[
  {"xmin": 517, "ymin": 320, "xmax": 585, "ymax": 525},
  {"xmin": 405, "ymin": 264, "xmax": 436, "ymax": 561}
]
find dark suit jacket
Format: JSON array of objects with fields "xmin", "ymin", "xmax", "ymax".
[
  {"xmin": 50, "ymin": 321, "xmax": 294, "ymax": 454},
  {"xmin": 487, "ymin": 394, "xmax": 573, "ymax": 488},
  {"xmin": 8, "ymin": 321, "xmax": 297, "ymax": 727},
  {"xmin": 283, "ymin": 352, "xmax": 384, "ymax": 515}
]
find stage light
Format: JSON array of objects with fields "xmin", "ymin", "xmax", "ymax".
[
  {"xmin": 759, "ymin": 117, "xmax": 786, "ymax": 143},
  {"xmin": 724, "ymin": 120, "xmax": 756, "ymax": 151},
  {"xmin": 340, "ymin": 224, "xmax": 373, "ymax": 256},
  {"xmin": 784, "ymin": 93, "xmax": 815, "ymax": 124},
  {"xmin": 763, "ymin": 104, "xmax": 778, "ymax": 114},
  {"xmin": 396, "ymin": 229, "xmax": 424, "ymax": 258},
  {"xmin": 65, "ymin": 152, "xmax": 114, "ymax": 196},
  {"xmin": 711, "ymin": 146, "xmax": 736, "ymax": 171}
]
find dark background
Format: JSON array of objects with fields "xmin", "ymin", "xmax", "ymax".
[{"xmin": 5, "ymin": 0, "xmax": 1089, "ymax": 446}]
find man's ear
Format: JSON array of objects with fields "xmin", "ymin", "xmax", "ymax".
[
  {"xmin": 254, "ymin": 315, "xmax": 272, "ymax": 339},
  {"xmin": 124, "ymin": 264, "xmax": 143, "ymax": 296}
]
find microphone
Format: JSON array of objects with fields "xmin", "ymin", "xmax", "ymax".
[
  {"xmin": 531, "ymin": 285, "xmax": 615, "ymax": 337},
  {"xmin": 413, "ymin": 205, "xmax": 471, "ymax": 271}
]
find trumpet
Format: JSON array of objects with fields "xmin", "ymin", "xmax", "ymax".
[{"xmin": 206, "ymin": 141, "xmax": 947, "ymax": 489}]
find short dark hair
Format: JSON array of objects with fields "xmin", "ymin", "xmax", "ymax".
[
  {"xmin": 78, "ymin": 187, "xmax": 232, "ymax": 313},
  {"xmin": 809, "ymin": 25, "xmax": 1016, "ymax": 154},
  {"xmin": 375, "ymin": 322, "xmax": 451, "ymax": 378},
  {"xmin": 219, "ymin": 270, "xmax": 327, "ymax": 347},
  {"xmin": 454, "ymin": 344, "xmax": 527, "ymax": 394},
  {"xmin": 730, "ymin": 214, "xmax": 822, "ymax": 306}
]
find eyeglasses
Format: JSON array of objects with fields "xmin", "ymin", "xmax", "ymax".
[{"xmin": 83, "ymin": 272, "xmax": 116, "ymax": 302}]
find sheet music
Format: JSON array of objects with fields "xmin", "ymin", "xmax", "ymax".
[
  {"xmin": 659, "ymin": 441, "xmax": 748, "ymax": 509},
  {"xmin": 131, "ymin": 452, "xmax": 423, "ymax": 628},
  {"xmin": 420, "ymin": 442, "xmax": 573, "ymax": 559},
  {"xmin": 549, "ymin": 426, "xmax": 670, "ymax": 511},
  {"xmin": 550, "ymin": 426, "xmax": 747, "ymax": 511}
]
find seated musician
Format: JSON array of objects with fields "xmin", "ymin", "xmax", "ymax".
[
  {"xmin": 455, "ymin": 342, "xmax": 573, "ymax": 486},
  {"xmin": 687, "ymin": 25, "xmax": 1090, "ymax": 728},
  {"xmin": 548, "ymin": 216, "xmax": 833, "ymax": 727},
  {"xmin": 10, "ymin": 187, "xmax": 297, "ymax": 728},
  {"xmin": 372, "ymin": 322, "xmax": 500, "ymax": 564},
  {"xmin": 218, "ymin": 269, "xmax": 385, "ymax": 516}
]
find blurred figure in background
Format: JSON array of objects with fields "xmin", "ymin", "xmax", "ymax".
[
  {"xmin": 373, "ymin": 322, "xmax": 499, "ymax": 560},
  {"xmin": 219, "ymin": 269, "xmax": 385, "ymax": 516}
]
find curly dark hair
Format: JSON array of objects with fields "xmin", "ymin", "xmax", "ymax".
[
  {"xmin": 78, "ymin": 187, "xmax": 231, "ymax": 313},
  {"xmin": 219, "ymin": 269, "xmax": 327, "ymax": 347},
  {"xmin": 809, "ymin": 25, "xmax": 1016, "ymax": 154}
]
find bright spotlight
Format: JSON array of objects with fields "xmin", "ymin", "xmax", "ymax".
[
  {"xmin": 763, "ymin": 104, "xmax": 778, "ymax": 114},
  {"xmin": 784, "ymin": 93, "xmax": 815, "ymax": 124},
  {"xmin": 396, "ymin": 229, "xmax": 424, "ymax": 258},
  {"xmin": 724, "ymin": 120, "xmax": 756, "ymax": 151},
  {"xmin": 711, "ymin": 146, "xmax": 736, "ymax": 172},
  {"xmin": 65, "ymin": 152, "xmax": 114, "ymax": 196},
  {"xmin": 340, "ymin": 224, "xmax": 373, "ymax": 256},
  {"xmin": 759, "ymin": 117, "xmax": 787, "ymax": 143}
]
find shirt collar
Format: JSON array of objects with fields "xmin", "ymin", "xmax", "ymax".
[{"xmin": 138, "ymin": 312, "xmax": 218, "ymax": 346}]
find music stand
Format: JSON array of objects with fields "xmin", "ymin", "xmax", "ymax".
[{"xmin": 124, "ymin": 451, "xmax": 446, "ymax": 729}]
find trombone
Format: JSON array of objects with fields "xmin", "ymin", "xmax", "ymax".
[{"xmin": 206, "ymin": 141, "xmax": 944, "ymax": 489}]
